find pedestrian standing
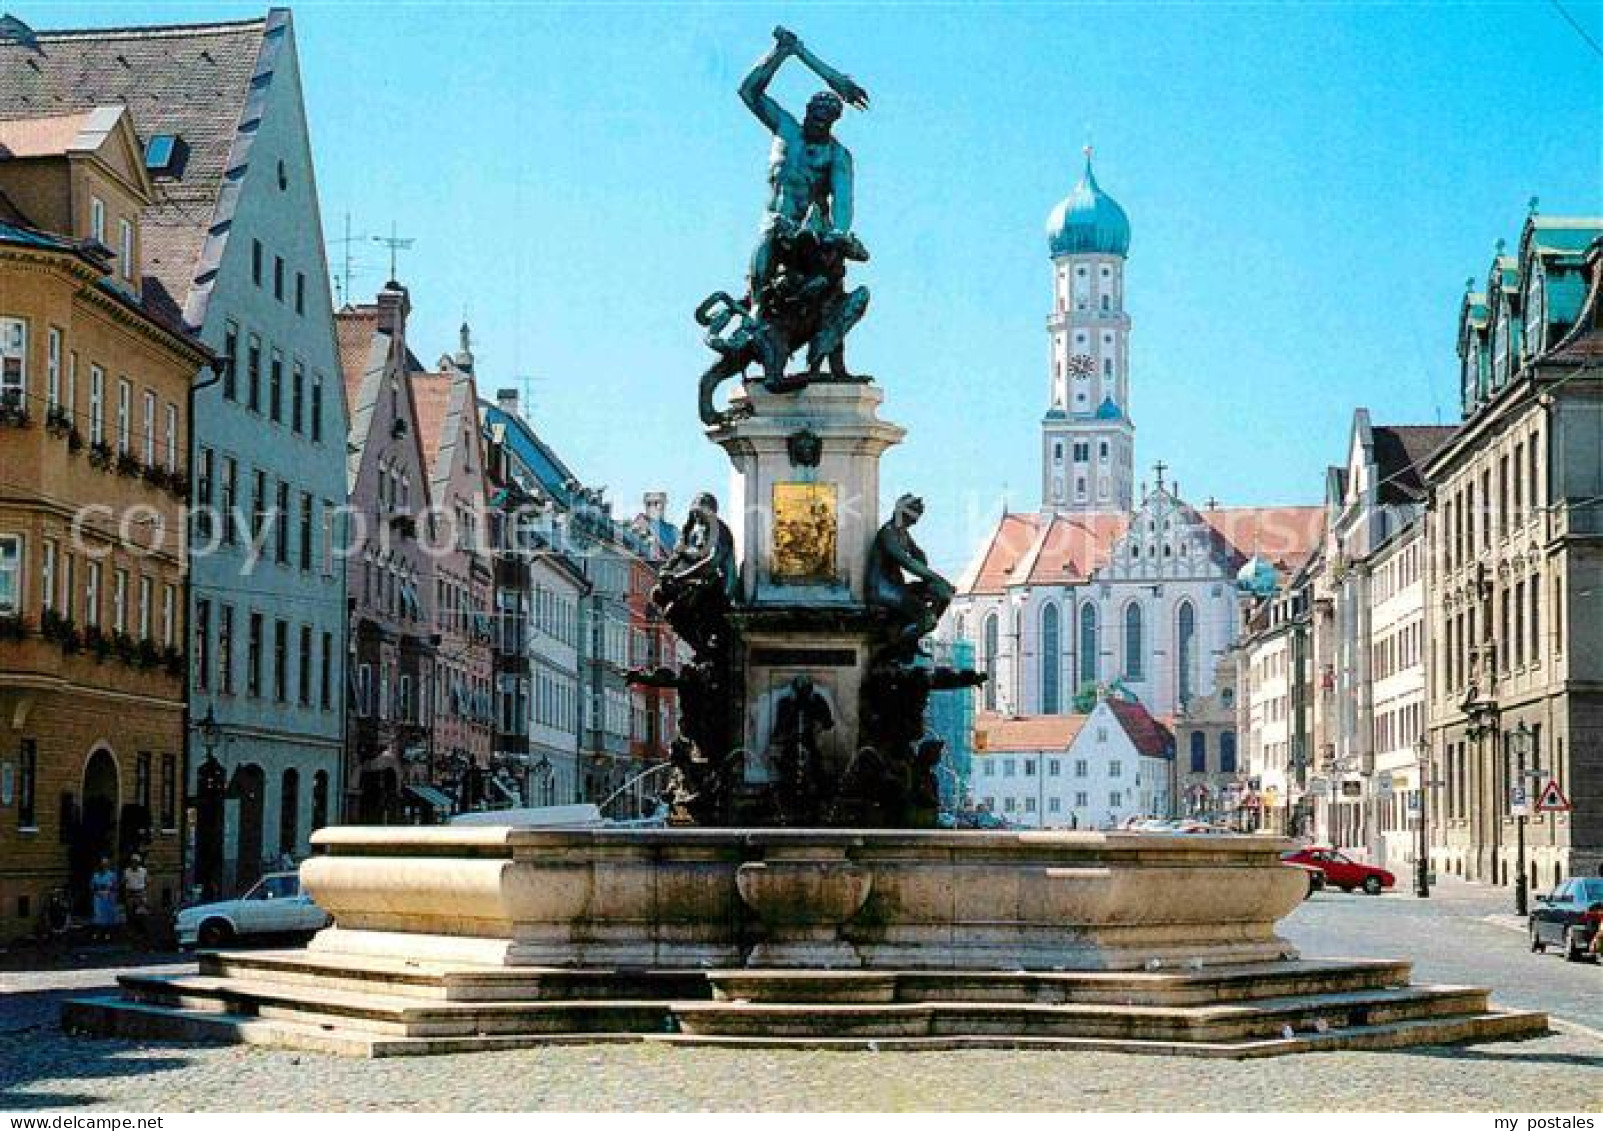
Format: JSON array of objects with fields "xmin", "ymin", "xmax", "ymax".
[
  {"xmin": 90, "ymin": 857, "xmax": 119, "ymax": 942},
  {"xmin": 122, "ymin": 854, "xmax": 150, "ymax": 943}
]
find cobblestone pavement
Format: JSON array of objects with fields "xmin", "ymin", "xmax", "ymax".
[{"xmin": 1, "ymin": 878, "xmax": 1600, "ymax": 1112}]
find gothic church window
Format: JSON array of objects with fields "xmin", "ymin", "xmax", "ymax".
[
  {"xmin": 1079, "ymin": 604, "xmax": 1098, "ymax": 687},
  {"xmin": 1124, "ymin": 603, "xmax": 1144, "ymax": 679},
  {"xmin": 1177, "ymin": 601, "xmax": 1197, "ymax": 705},
  {"xmin": 1041, "ymin": 604, "xmax": 1061, "ymax": 714},
  {"xmin": 983, "ymin": 613, "xmax": 999, "ymax": 711}
]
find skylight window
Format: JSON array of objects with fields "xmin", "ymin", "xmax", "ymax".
[{"xmin": 144, "ymin": 134, "xmax": 185, "ymax": 175}]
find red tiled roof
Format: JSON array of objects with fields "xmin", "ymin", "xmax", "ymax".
[
  {"xmin": 958, "ymin": 511, "xmax": 1128, "ymax": 595},
  {"xmin": 1198, "ymin": 505, "xmax": 1326, "ymax": 574},
  {"xmin": 409, "ymin": 370, "xmax": 453, "ymax": 481},
  {"xmin": 335, "ymin": 305, "xmax": 379, "ymax": 407},
  {"xmin": 960, "ymin": 512, "xmax": 1039, "ymax": 594},
  {"xmin": 958, "ymin": 504, "xmax": 1323, "ymax": 595},
  {"xmin": 1023, "ymin": 511, "xmax": 1128, "ymax": 585},
  {"xmin": 973, "ymin": 712, "xmax": 1087, "ymax": 753},
  {"xmin": 1107, "ymin": 698, "xmax": 1174, "ymax": 759}
]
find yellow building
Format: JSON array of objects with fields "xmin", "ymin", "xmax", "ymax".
[{"xmin": 0, "ymin": 106, "xmax": 210, "ymax": 940}]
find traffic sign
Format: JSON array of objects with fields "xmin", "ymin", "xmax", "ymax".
[
  {"xmin": 1510, "ymin": 786, "xmax": 1530, "ymax": 818},
  {"xmin": 1535, "ymin": 779, "xmax": 1572, "ymax": 813}
]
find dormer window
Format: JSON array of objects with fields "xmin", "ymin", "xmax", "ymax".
[
  {"xmin": 89, "ymin": 197, "xmax": 106, "ymax": 245},
  {"xmin": 143, "ymin": 133, "xmax": 187, "ymax": 176}
]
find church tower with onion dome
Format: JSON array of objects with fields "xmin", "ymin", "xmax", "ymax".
[{"xmin": 1041, "ymin": 148, "xmax": 1134, "ymax": 514}]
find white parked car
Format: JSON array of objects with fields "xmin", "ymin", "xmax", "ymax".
[{"xmin": 175, "ymin": 872, "xmax": 330, "ymax": 949}]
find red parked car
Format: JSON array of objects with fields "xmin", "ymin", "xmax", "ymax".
[{"xmin": 1281, "ymin": 847, "xmax": 1395, "ymax": 895}]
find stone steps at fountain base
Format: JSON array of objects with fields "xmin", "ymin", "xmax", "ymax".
[
  {"xmin": 706, "ymin": 958, "xmax": 1416, "ymax": 1006},
  {"xmin": 653, "ymin": 1008, "xmax": 1550, "ymax": 1058},
  {"xmin": 59, "ymin": 997, "xmax": 648, "ymax": 1057},
  {"xmin": 671, "ymin": 985, "xmax": 1496, "ymax": 1043},
  {"xmin": 58, "ymin": 952, "xmax": 1547, "ymax": 1058},
  {"xmin": 115, "ymin": 973, "xmax": 675, "ymax": 1038},
  {"xmin": 61, "ymin": 992, "xmax": 1547, "ymax": 1060},
  {"xmin": 199, "ymin": 950, "xmax": 708, "ymax": 1002}
]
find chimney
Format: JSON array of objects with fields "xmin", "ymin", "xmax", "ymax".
[
  {"xmin": 375, "ymin": 280, "xmax": 410, "ymax": 339},
  {"xmin": 497, "ymin": 388, "xmax": 519, "ymax": 417},
  {"xmin": 643, "ymin": 491, "xmax": 667, "ymax": 522}
]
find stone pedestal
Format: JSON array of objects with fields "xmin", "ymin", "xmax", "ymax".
[
  {"xmin": 707, "ymin": 379, "xmax": 904, "ymax": 789},
  {"xmin": 709, "ymin": 379, "xmax": 904, "ymax": 609}
]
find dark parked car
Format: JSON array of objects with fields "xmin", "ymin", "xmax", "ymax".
[
  {"xmin": 1529, "ymin": 877, "xmax": 1603, "ymax": 962},
  {"xmin": 1280, "ymin": 847, "xmax": 1395, "ymax": 895}
]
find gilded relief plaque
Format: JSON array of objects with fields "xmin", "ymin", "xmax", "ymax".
[{"xmin": 771, "ymin": 482, "xmax": 838, "ymax": 583}]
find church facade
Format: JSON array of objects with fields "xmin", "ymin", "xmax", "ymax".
[{"xmin": 940, "ymin": 153, "xmax": 1324, "ymax": 792}]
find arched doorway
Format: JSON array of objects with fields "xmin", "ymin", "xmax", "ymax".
[
  {"xmin": 229, "ymin": 763, "xmax": 266, "ymax": 893},
  {"xmin": 70, "ymin": 748, "xmax": 121, "ymax": 913},
  {"xmin": 278, "ymin": 768, "xmax": 300, "ymax": 862},
  {"xmin": 194, "ymin": 754, "xmax": 227, "ymax": 900}
]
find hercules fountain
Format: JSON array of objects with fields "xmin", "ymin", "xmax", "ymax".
[{"xmin": 68, "ymin": 28, "xmax": 1546, "ymax": 1056}]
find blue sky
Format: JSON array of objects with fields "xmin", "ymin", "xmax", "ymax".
[{"xmin": 54, "ymin": 1, "xmax": 1603, "ymax": 571}]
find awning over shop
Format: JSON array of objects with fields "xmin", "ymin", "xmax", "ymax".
[{"xmin": 405, "ymin": 784, "xmax": 455, "ymax": 814}]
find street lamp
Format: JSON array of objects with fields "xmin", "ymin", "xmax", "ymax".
[
  {"xmin": 189, "ymin": 705, "xmax": 227, "ymax": 900},
  {"xmin": 1413, "ymin": 734, "xmax": 1443, "ymax": 899},
  {"xmin": 1509, "ymin": 721, "xmax": 1537, "ymax": 917}
]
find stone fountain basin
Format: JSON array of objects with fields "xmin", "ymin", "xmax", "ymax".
[{"xmin": 300, "ymin": 827, "xmax": 1306, "ymax": 972}]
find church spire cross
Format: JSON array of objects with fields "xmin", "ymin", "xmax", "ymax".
[{"xmin": 1152, "ymin": 460, "xmax": 1169, "ymax": 492}]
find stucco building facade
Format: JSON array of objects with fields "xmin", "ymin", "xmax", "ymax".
[
  {"xmin": 0, "ymin": 12, "xmax": 351, "ymax": 896},
  {"xmin": 1426, "ymin": 210, "xmax": 1603, "ymax": 887},
  {"xmin": 0, "ymin": 107, "xmax": 208, "ymax": 937}
]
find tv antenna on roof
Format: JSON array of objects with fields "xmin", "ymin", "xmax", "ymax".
[
  {"xmin": 330, "ymin": 212, "xmax": 374, "ymax": 305},
  {"xmin": 372, "ymin": 220, "xmax": 415, "ymax": 284}
]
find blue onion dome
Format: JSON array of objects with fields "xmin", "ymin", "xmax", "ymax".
[
  {"xmin": 1235, "ymin": 554, "xmax": 1280, "ymax": 597},
  {"xmin": 1047, "ymin": 148, "xmax": 1131, "ymax": 258}
]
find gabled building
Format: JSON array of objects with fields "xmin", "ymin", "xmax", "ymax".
[
  {"xmin": 410, "ymin": 328, "xmax": 496, "ymax": 809},
  {"xmin": 336, "ymin": 283, "xmax": 437, "ymax": 824},
  {"xmin": 1426, "ymin": 209, "xmax": 1603, "ymax": 887},
  {"xmin": 1300, "ymin": 411, "xmax": 1454, "ymax": 864},
  {"xmin": 0, "ymin": 108, "xmax": 210, "ymax": 937},
  {"xmin": 970, "ymin": 696, "xmax": 1174, "ymax": 828},
  {"xmin": 480, "ymin": 389, "xmax": 648, "ymax": 808},
  {"xmin": 0, "ymin": 11, "xmax": 350, "ymax": 897}
]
